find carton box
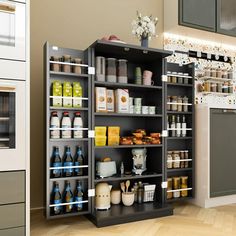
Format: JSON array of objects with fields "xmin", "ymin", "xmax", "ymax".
[
  {"xmin": 96, "ymin": 87, "xmax": 107, "ymax": 112},
  {"xmin": 73, "ymin": 82, "xmax": 83, "ymax": 108},
  {"xmin": 115, "ymin": 89, "xmax": 129, "ymax": 113},
  {"xmin": 107, "ymin": 89, "xmax": 115, "ymax": 112},
  {"xmin": 52, "ymin": 81, "xmax": 62, "ymax": 107},
  {"xmin": 63, "ymin": 82, "xmax": 72, "ymax": 107}
]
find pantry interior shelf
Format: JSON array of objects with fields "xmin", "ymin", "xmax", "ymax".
[
  {"xmin": 94, "ymin": 81, "xmax": 162, "ymax": 90},
  {"xmin": 49, "ymin": 165, "xmax": 89, "ymax": 170},
  {"xmin": 49, "ymin": 60, "xmax": 89, "ymax": 67},
  {"xmin": 200, "ymin": 92, "xmax": 233, "ymax": 96},
  {"xmin": 50, "ymin": 71, "xmax": 89, "ymax": 78},
  {"xmin": 50, "ymin": 107, "xmax": 88, "ymax": 111},
  {"xmin": 94, "ymin": 113, "xmax": 162, "ymax": 118},
  {"xmin": 167, "ymin": 111, "xmax": 192, "ymax": 115},
  {"xmin": 167, "ymin": 74, "xmax": 193, "ymax": 79},
  {"xmin": 49, "ymin": 138, "xmax": 89, "ymax": 142},
  {"xmin": 197, "ymin": 76, "xmax": 234, "ymax": 82},
  {"xmin": 167, "ymin": 168, "xmax": 192, "ymax": 173},
  {"xmin": 166, "ymin": 196, "xmax": 193, "ymax": 203},
  {"xmin": 94, "ymin": 144, "xmax": 163, "ymax": 149},
  {"xmin": 50, "ymin": 176, "xmax": 89, "ymax": 181},
  {"xmin": 166, "ymin": 83, "xmax": 193, "ymax": 87},
  {"xmin": 94, "ymin": 173, "xmax": 162, "ymax": 183},
  {"xmin": 49, "ymin": 96, "xmax": 89, "ymax": 100}
]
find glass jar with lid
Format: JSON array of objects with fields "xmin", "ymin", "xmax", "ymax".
[
  {"xmin": 181, "ymin": 176, "xmax": 188, "ymax": 197},
  {"xmin": 184, "ymin": 150, "xmax": 189, "ymax": 168},
  {"xmin": 72, "ymin": 58, "xmax": 82, "ymax": 74},
  {"xmin": 106, "ymin": 58, "xmax": 117, "ymax": 83},
  {"xmin": 167, "ymin": 178, "xmax": 173, "ymax": 199},
  {"xmin": 177, "ymin": 96, "xmax": 183, "ymax": 112},
  {"xmin": 171, "ymin": 96, "xmax": 178, "ymax": 111},
  {"xmin": 217, "ymin": 83, "xmax": 223, "ymax": 93},
  {"xmin": 50, "ymin": 56, "xmax": 61, "ymax": 72},
  {"xmin": 177, "ymin": 72, "xmax": 183, "ymax": 84},
  {"xmin": 228, "ymin": 70, "xmax": 233, "ymax": 80},
  {"xmin": 167, "ymin": 151, "xmax": 173, "ymax": 169},
  {"xmin": 222, "ymin": 70, "xmax": 228, "ymax": 79},
  {"xmin": 173, "ymin": 177, "xmax": 180, "ymax": 198},
  {"xmin": 167, "ymin": 71, "xmax": 171, "ymax": 82},
  {"xmin": 211, "ymin": 82, "xmax": 217, "ymax": 92},
  {"xmin": 180, "ymin": 151, "xmax": 185, "ymax": 168},
  {"xmin": 167, "ymin": 96, "xmax": 171, "ymax": 111},
  {"xmin": 173, "ymin": 151, "xmax": 180, "ymax": 168},
  {"xmin": 229, "ymin": 82, "xmax": 233, "ymax": 94},
  {"xmin": 223, "ymin": 82, "xmax": 229, "ymax": 93},
  {"xmin": 216, "ymin": 68, "xmax": 222, "ymax": 78},
  {"xmin": 204, "ymin": 67, "xmax": 211, "ymax": 77},
  {"xmin": 117, "ymin": 59, "xmax": 128, "ymax": 83},
  {"xmin": 183, "ymin": 73, "xmax": 189, "ymax": 84},
  {"xmin": 62, "ymin": 55, "xmax": 72, "ymax": 73},
  {"xmin": 211, "ymin": 68, "xmax": 216, "ymax": 77},
  {"xmin": 171, "ymin": 72, "xmax": 177, "ymax": 83},
  {"xmin": 183, "ymin": 96, "xmax": 189, "ymax": 112}
]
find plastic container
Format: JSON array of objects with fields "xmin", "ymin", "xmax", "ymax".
[
  {"xmin": 62, "ymin": 55, "xmax": 71, "ymax": 73},
  {"xmin": 95, "ymin": 126, "xmax": 107, "ymax": 136},
  {"xmin": 117, "ymin": 59, "xmax": 128, "ymax": 83},
  {"xmin": 106, "ymin": 58, "xmax": 117, "ymax": 82},
  {"xmin": 72, "ymin": 58, "xmax": 82, "ymax": 74},
  {"xmin": 95, "ymin": 136, "xmax": 107, "ymax": 146},
  {"xmin": 96, "ymin": 56, "xmax": 106, "ymax": 81}
]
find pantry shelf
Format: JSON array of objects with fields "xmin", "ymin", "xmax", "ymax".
[
  {"xmin": 94, "ymin": 81, "xmax": 162, "ymax": 90},
  {"xmin": 50, "ymin": 71, "xmax": 89, "ymax": 78},
  {"xmin": 166, "ymin": 83, "xmax": 193, "ymax": 87},
  {"xmin": 94, "ymin": 173, "xmax": 162, "ymax": 183},
  {"xmin": 49, "ymin": 138, "xmax": 89, "ymax": 142},
  {"xmin": 94, "ymin": 144, "xmax": 163, "ymax": 149},
  {"xmin": 49, "ymin": 210, "xmax": 90, "ymax": 220},
  {"xmin": 167, "ymin": 111, "xmax": 192, "ymax": 115},
  {"xmin": 50, "ymin": 106, "xmax": 88, "ymax": 111},
  {"xmin": 201, "ymin": 92, "xmax": 233, "ymax": 96},
  {"xmin": 167, "ymin": 73, "xmax": 193, "ymax": 79},
  {"xmin": 167, "ymin": 168, "xmax": 192, "ymax": 173},
  {"xmin": 197, "ymin": 76, "xmax": 233, "ymax": 82},
  {"xmin": 50, "ymin": 176, "xmax": 89, "ymax": 181},
  {"xmin": 94, "ymin": 113, "xmax": 162, "ymax": 118}
]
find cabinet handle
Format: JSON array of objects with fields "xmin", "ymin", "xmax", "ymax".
[
  {"xmin": 0, "ymin": 3, "xmax": 15, "ymax": 14},
  {"xmin": 0, "ymin": 86, "xmax": 15, "ymax": 91}
]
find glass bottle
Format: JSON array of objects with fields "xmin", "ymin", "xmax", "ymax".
[
  {"xmin": 181, "ymin": 115, "xmax": 187, "ymax": 137},
  {"xmin": 120, "ymin": 162, "xmax": 124, "ymax": 175},
  {"xmin": 73, "ymin": 112, "xmax": 83, "ymax": 139},
  {"xmin": 63, "ymin": 146, "xmax": 73, "ymax": 177},
  {"xmin": 74, "ymin": 146, "xmax": 84, "ymax": 176},
  {"xmin": 137, "ymin": 181, "xmax": 144, "ymax": 204},
  {"xmin": 171, "ymin": 115, "xmax": 176, "ymax": 137},
  {"xmin": 133, "ymin": 182, "xmax": 139, "ymax": 202},
  {"xmin": 177, "ymin": 97, "xmax": 183, "ymax": 112},
  {"xmin": 50, "ymin": 111, "xmax": 60, "ymax": 139},
  {"xmin": 61, "ymin": 111, "xmax": 72, "ymax": 139},
  {"xmin": 183, "ymin": 96, "xmax": 189, "ymax": 112},
  {"xmin": 51, "ymin": 182, "xmax": 62, "ymax": 215},
  {"xmin": 176, "ymin": 115, "xmax": 181, "ymax": 137},
  {"xmin": 63, "ymin": 181, "xmax": 73, "ymax": 213},
  {"xmin": 171, "ymin": 96, "xmax": 178, "ymax": 111},
  {"xmin": 51, "ymin": 146, "xmax": 62, "ymax": 178},
  {"xmin": 74, "ymin": 180, "xmax": 83, "ymax": 212}
]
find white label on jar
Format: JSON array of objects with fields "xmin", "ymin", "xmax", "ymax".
[
  {"xmin": 176, "ymin": 123, "xmax": 181, "ymax": 137},
  {"xmin": 173, "ymin": 191, "xmax": 180, "ymax": 198}
]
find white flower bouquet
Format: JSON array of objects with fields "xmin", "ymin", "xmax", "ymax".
[{"xmin": 131, "ymin": 11, "xmax": 158, "ymax": 40}]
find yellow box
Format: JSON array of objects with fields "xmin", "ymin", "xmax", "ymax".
[
  {"xmin": 95, "ymin": 126, "xmax": 107, "ymax": 136},
  {"xmin": 95, "ymin": 136, "xmax": 107, "ymax": 146},
  {"xmin": 108, "ymin": 136, "xmax": 120, "ymax": 146},
  {"xmin": 108, "ymin": 126, "xmax": 120, "ymax": 136}
]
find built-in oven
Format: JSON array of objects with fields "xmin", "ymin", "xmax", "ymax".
[
  {"xmin": 0, "ymin": 0, "xmax": 25, "ymax": 61},
  {"xmin": 0, "ymin": 79, "xmax": 26, "ymax": 171}
]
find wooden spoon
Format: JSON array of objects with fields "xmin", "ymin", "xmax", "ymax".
[
  {"xmin": 120, "ymin": 182, "xmax": 125, "ymax": 193},
  {"xmin": 125, "ymin": 180, "xmax": 130, "ymax": 193}
]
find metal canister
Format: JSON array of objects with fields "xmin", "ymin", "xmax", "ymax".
[
  {"xmin": 167, "ymin": 178, "xmax": 173, "ymax": 199},
  {"xmin": 181, "ymin": 176, "xmax": 188, "ymax": 197},
  {"xmin": 173, "ymin": 177, "xmax": 180, "ymax": 198}
]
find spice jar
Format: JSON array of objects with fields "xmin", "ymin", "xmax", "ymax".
[
  {"xmin": 223, "ymin": 82, "xmax": 229, "ymax": 93},
  {"xmin": 216, "ymin": 68, "xmax": 222, "ymax": 78},
  {"xmin": 177, "ymin": 96, "xmax": 183, "ymax": 112},
  {"xmin": 177, "ymin": 72, "xmax": 183, "ymax": 84},
  {"xmin": 171, "ymin": 72, "xmax": 177, "ymax": 83},
  {"xmin": 217, "ymin": 83, "xmax": 222, "ymax": 93},
  {"xmin": 117, "ymin": 59, "xmax": 128, "ymax": 83},
  {"xmin": 62, "ymin": 55, "xmax": 71, "ymax": 73},
  {"xmin": 167, "ymin": 96, "xmax": 171, "ymax": 111},
  {"xmin": 211, "ymin": 83, "xmax": 217, "ymax": 92},
  {"xmin": 229, "ymin": 82, "xmax": 233, "ymax": 94},
  {"xmin": 183, "ymin": 96, "xmax": 189, "ymax": 112},
  {"xmin": 167, "ymin": 178, "xmax": 173, "ymax": 199},
  {"xmin": 180, "ymin": 151, "xmax": 185, "ymax": 168},
  {"xmin": 171, "ymin": 96, "xmax": 178, "ymax": 111},
  {"xmin": 173, "ymin": 151, "xmax": 180, "ymax": 169},
  {"xmin": 184, "ymin": 150, "xmax": 189, "ymax": 168},
  {"xmin": 167, "ymin": 151, "xmax": 173, "ymax": 169},
  {"xmin": 222, "ymin": 70, "xmax": 228, "ymax": 79},
  {"xmin": 72, "ymin": 58, "xmax": 82, "ymax": 74},
  {"xmin": 228, "ymin": 70, "xmax": 233, "ymax": 80},
  {"xmin": 50, "ymin": 56, "xmax": 60, "ymax": 72},
  {"xmin": 183, "ymin": 73, "xmax": 189, "ymax": 84},
  {"xmin": 173, "ymin": 177, "xmax": 180, "ymax": 198},
  {"xmin": 211, "ymin": 68, "xmax": 216, "ymax": 77},
  {"xmin": 204, "ymin": 82, "xmax": 211, "ymax": 92},
  {"xmin": 181, "ymin": 176, "xmax": 188, "ymax": 197},
  {"xmin": 106, "ymin": 58, "xmax": 117, "ymax": 83},
  {"xmin": 204, "ymin": 67, "xmax": 211, "ymax": 77},
  {"xmin": 167, "ymin": 71, "xmax": 171, "ymax": 82}
]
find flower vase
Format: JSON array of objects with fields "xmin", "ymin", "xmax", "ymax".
[{"xmin": 141, "ymin": 36, "xmax": 148, "ymax": 47}]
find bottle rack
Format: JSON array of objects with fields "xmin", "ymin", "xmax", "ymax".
[
  {"xmin": 45, "ymin": 42, "xmax": 92, "ymax": 219},
  {"xmin": 164, "ymin": 62, "xmax": 195, "ymax": 202}
]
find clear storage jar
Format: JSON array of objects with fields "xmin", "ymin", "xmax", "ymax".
[
  {"xmin": 117, "ymin": 59, "xmax": 128, "ymax": 83},
  {"xmin": 62, "ymin": 55, "xmax": 71, "ymax": 73},
  {"xmin": 106, "ymin": 58, "xmax": 117, "ymax": 82},
  {"xmin": 171, "ymin": 96, "xmax": 178, "ymax": 111},
  {"xmin": 50, "ymin": 56, "xmax": 60, "ymax": 72}
]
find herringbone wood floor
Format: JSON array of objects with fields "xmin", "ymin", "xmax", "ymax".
[{"xmin": 31, "ymin": 203, "xmax": 236, "ymax": 236}]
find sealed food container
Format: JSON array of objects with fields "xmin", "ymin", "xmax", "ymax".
[
  {"xmin": 216, "ymin": 68, "xmax": 222, "ymax": 78},
  {"xmin": 134, "ymin": 105, "xmax": 141, "ymax": 114},
  {"xmin": 167, "ymin": 178, "xmax": 173, "ymax": 199},
  {"xmin": 108, "ymin": 136, "xmax": 120, "ymax": 146},
  {"xmin": 204, "ymin": 67, "xmax": 211, "ymax": 77},
  {"xmin": 184, "ymin": 150, "xmax": 189, "ymax": 168},
  {"xmin": 95, "ymin": 126, "xmax": 107, "ymax": 136},
  {"xmin": 108, "ymin": 126, "xmax": 120, "ymax": 136},
  {"xmin": 211, "ymin": 68, "xmax": 216, "ymax": 77},
  {"xmin": 177, "ymin": 97, "xmax": 183, "ymax": 112},
  {"xmin": 181, "ymin": 176, "xmax": 188, "ymax": 197},
  {"xmin": 167, "ymin": 151, "xmax": 173, "ymax": 169},
  {"xmin": 129, "ymin": 97, "xmax": 134, "ymax": 106},
  {"xmin": 217, "ymin": 83, "xmax": 223, "ymax": 93},
  {"xmin": 183, "ymin": 73, "xmax": 189, "ymax": 84},
  {"xmin": 106, "ymin": 58, "xmax": 117, "ymax": 82},
  {"xmin": 96, "ymin": 56, "xmax": 106, "ymax": 81},
  {"xmin": 148, "ymin": 106, "xmax": 156, "ymax": 115},
  {"xmin": 173, "ymin": 177, "xmax": 180, "ymax": 198},
  {"xmin": 134, "ymin": 98, "xmax": 142, "ymax": 106},
  {"xmin": 171, "ymin": 72, "xmax": 177, "ymax": 83},
  {"xmin": 50, "ymin": 56, "xmax": 61, "ymax": 72},
  {"xmin": 72, "ymin": 58, "xmax": 82, "ymax": 74},
  {"xmin": 167, "ymin": 71, "xmax": 171, "ymax": 82},
  {"xmin": 95, "ymin": 136, "xmax": 107, "ymax": 146},
  {"xmin": 171, "ymin": 96, "xmax": 178, "ymax": 111},
  {"xmin": 177, "ymin": 72, "xmax": 183, "ymax": 84},
  {"xmin": 167, "ymin": 96, "xmax": 171, "ymax": 110},
  {"xmin": 183, "ymin": 96, "xmax": 189, "ymax": 112},
  {"xmin": 62, "ymin": 55, "xmax": 71, "ymax": 73},
  {"xmin": 173, "ymin": 151, "xmax": 180, "ymax": 169},
  {"xmin": 118, "ymin": 59, "xmax": 128, "ymax": 83},
  {"xmin": 180, "ymin": 151, "xmax": 185, "ymax": 168}
]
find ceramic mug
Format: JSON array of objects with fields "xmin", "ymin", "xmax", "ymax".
[
  {"xmin": 122, "ymin": 192, "xmax": 135, "ymax": 206},
  {"xmin": 142, "ymin": 106, "xmax": 149, "ymax": 114},
  {"xmin": 143, "ymin": 70, "xmax": 154, "ymax": 86}
]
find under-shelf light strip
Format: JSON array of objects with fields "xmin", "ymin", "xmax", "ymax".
[
  {"xmin": 49, "ymin": 200, "xmax": 89, "ymax": 207},
  {"xmin": 49, "ymin": 61, "xmax": 89, "ymax": 67},
  {"xmin": 167, "ymin": 188, "xmax": 192, "ymax": 193},
  {"xmin": 49, "ymin": 96, "xmax": 89, "ymax": 100},
  {"xmin": 49, "ymin": 165, "xmax": 88, "ymax": 170},
  {"xmin": 167, "ymin": 102, "xmax": 192, "ymax": 106},
  {"xmin": 167, "ymin": 159, "xmax": 192, "ymax": 163},
  {"xmin": 49, "ymin": 128, "xmax": 88, "ymax": 131}
]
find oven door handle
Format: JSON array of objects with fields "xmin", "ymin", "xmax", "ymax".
[{"xmin": 0, "ymin": 2, "xmax": 15, "ymax": 14}]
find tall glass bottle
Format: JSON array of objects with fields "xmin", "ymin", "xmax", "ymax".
[
  {"xmin": 51, "ymin": 146, "xmax": 62, "ymax": 178},
  {"xmin": 176, "ymin": 115, "xmax": 181, "ymax": 137},
  {"xmin": 171, "ymin": 115, "xmax": 176, "ymax": 137},
  {"xmin": 63, "ymin": 181, "xmax": 73, "ymax": 213},
  {"xmin": 63, "ymin": 146, "xmax": 73, "ymax": 177},
  {"xmin": 74, "ymin": 146, "xmax": 84, "ymax": 176},
  {"xmin": 74, "ymin": 180, "xmax": 83, "ymax": 212},
  {"xmin": 51, "ymin": 181, "xmax": 62, "ymax": 215},
  {"xmin": 181, "ymin": 115, "xmax": 187, "ymax": 137}
]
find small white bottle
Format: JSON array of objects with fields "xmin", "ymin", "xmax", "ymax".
[
  {"xmin": 176, "ymin": 115, "xmax": 181, "ymax": 137},
  {"xmin": 61, "ymin": 111, "xmax": 71, "ymax": 139},
  {"xmin": 73, "ymin": 112, "xmax": 83, "ymax": 138},
  {"xmin": 50, "ymin": 111, "xmax": 60, "ymax": 139},
  {"xmin": 181, "ymin": 115, "xmax": 187, "ymax": 137}
]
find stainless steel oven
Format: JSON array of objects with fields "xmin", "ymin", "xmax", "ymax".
[
  {"xmin": 0, "ymin": 79, "xmax": 26, "ymax": 171},
  {"xmin": 0, "ymin": 0, "xmax": 25, "ymax": 61}
]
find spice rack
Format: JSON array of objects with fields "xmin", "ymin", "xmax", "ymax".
[
  {"xmin": 45, "ymin": 42, "xmax": 93, "ymax": 219},
  {"xmin": 164, "ymin": 62, "xmax": 195, "ymax": 202}
]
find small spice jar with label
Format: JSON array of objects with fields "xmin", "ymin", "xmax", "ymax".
[
  {"xmin": 171, "ymin": 96, "xmax": 178, "ymax": 111},
  {"xmin": 184, "ymin": 150, "xmax": 189, "ymax": 168},
  {"xmin": 167, "ymin": 178, "xmax": 173, "ymax": 199},
  {"xmin": 177, "ymin": 72, "xmax": 183, "ymax": 84},
  {"xmin": 180, "ymin": 151, "xmax": 185, "ymax": 168},
  {"xmin": 173, "ymin": 177, "xmax": 181, "ymax": 198},
  {"xmin": 173, "ymin": 151, "xmax": 180, "ymax": 169},
  {"xmin": 177, "ymin": 96, "xmax": 183, "ymax": 112},
  {"xmin": 167, "ymin": 96, "xmax": 171, "ymax": 111},
  {"xmin": 50, "ymin": 56, "xmax": 61, "ymax": 72},
  {"xmin": 167, "ymin": 151, "xmax": 173, "ymax": 169},
  {"xmin": 182, "ymin": 96, "xmax": 189, "ymax": 112},
  {"xmin": 62, "ymin": 55, "xmax": 71, "ymax": 73},
  {"xmin": 181, "ymin": 176, "xmax": 188, "ymax": 197},
  {"xmin": 171, "ymin": 72, "xmax": 177, "ymax": 83}
]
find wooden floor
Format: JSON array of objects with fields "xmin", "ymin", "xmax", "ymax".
[{"xmin": 31, "ymin": 203, "xmax": 236, "ymax": 236}]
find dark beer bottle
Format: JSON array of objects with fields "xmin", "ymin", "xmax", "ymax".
[
  {"xmin": 52, "ymin": 146, "xmax": 62, "ymax": 178},
  {"xmin": 52, "ymin": 181, "xmax": 62, "ymax": 215},
  {"xmin": 63, "ymin": 146, "xmax": 73, "ymax": 177},
  {"xmin": 74, "ymin": 146, "xmax": 84, "ymax": 176},
  {"xmin": 63, "ymin": 181, "xmax": 73, "ymax": 213},
  {"xmin": 74, "ymin": 180, "xmax": 83, "ymax": 211}
]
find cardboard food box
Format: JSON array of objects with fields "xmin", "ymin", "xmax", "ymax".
[
  {"xmin": 96, "ymin": 87, "xmax": 107, "ymax": 112},
  {"xmin": 73, "ymin": 82, "xmax": 83, "ymax": 108},
  {"xmin": 63, "ymin": 82, "xmax": 72, "ymax": 107},
  {"xmin": 115, "ymin": 89, "xmax": 129, "ymax": 113},
  {"xmin": 52, "ymin": 81, "xmax": 62, "ymax": 107},
  {"xmin": 108, "ymin": 126, "xmax": 120, "ymax": 136},
  {"xmin": 106, "ymin": 89, "xmax": 115, "ymax": 112}
]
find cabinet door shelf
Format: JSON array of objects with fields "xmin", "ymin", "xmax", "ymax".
[
  {"xmin": 49, "ymin": 128, "xmax": 89, "ymax": 131},
  {"xmin": 167, "ymin": 137, "xmax": 192, "ymax": 140},
  {"xmin": 50, "ymin": 106, "xmax": 88, "ymax": 111},
  {"xmin": 49, "ymin": 138, "xmax": 89, "ymax": 142},
  {"xmin": 49, "ymin": 165, "xmax": 89, "ymax": 170},
  {"xmin": 167, "ymin": 111, "xmax": 192, "ymax": 115},
  {"xmin": 166, "ymin": 83, "xmax": 193, "ymax": 87},
  {"xmin": 49, "ymin": 200, "xmax": 89, "ymax": 208},
  {"xmin": 49, "ymin": 96, "xmax": 89, "ymax": 101},
  {"xmin": 50, "ymin": 71, "xmax": 89, "ymax": 78},
  {"xmin": 200, "ymin": 92, "xmax": 233, "ymax": 96},
  {"xmin": 167, "ymin": 168, "xmax": 192, "ymax": 173},
  {"xmin": 166, "ymin": 187, "xmax": 192, "ymax": 193},
  {"xmin": 167, "ymin": 73, "xmax": 192, "ymax": 79},
  {"xmin": 94, "ymin": 113, "xmax": 162, "ymax": 118},
  {"xmin": 94, "ymin": 144, "xmax": 163, "ymax": 149},
  {"xmin": 166, "ymin": 196, "xmax": 193, "ymax": 203},
  {"xmin": 167, "ymin": 159, "xmax": 192, "ymax": 163},
  {"xmin": 50, "ymin": 176, "xmax": 89, "ymax": 181},
  {"xmin": 50, "ymin": 61, "xmax": 89, "ymax": 68}
]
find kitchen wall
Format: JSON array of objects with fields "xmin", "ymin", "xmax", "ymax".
[{"xmin": 30, "ymin": 0, "xmax": 164, "ymax": 209}]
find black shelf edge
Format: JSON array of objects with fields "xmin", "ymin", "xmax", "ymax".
[
  {"xmin": 167, "ymin": 168, "xmax": 192, "ymax": 173},
  {"xmin": 50, "ymin": 138, "xmax": 89, "ymax": 142},
  {"xmin": 49, "ymin": 211, "xmax": 89, "ymax": 219},
  {"xmin": 89, "ymin": 202, "xmax": 173, "ymax": 227},
  {"xmin": 50, "ymin": 176, "xmax": 89, "ymax": 182},
  {"xmin": 166, "ymin": 137, "xmax": 192, "ymax": 140},
  {"xmin": 94, "ymin": 113, "xmax": 162, "ymax": 118},
  {"xmin": 50, "ymin": 107, "xmax": 88, "ymax": 111},
  {"xmin": 50, "ymin": 71, "xmax": 89, "ymax": 78},
  {"xmin": 94, "ymin": 173, "xmax": 162, "ymax": 183},
  {"xmin": 95, "ymin": 144, "xmax": 163, "ymax": 149},
  {"xmin": 166, "ymin": 82, "xmax": 193, "ymax": 87},
  {"xmin": 94, "ymin": 81, "xmax": 162, "ymax": 90},
  {"xmin": 166, "ymin": 196, "xmax": 193, "ymax": 203},
  {"xmin": 167, "ymin": 111, "xmax": 192, "ymax": 115}
]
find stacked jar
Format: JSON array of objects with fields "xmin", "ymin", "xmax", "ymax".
[{"xmin": 167, "ymin": 150, "xmax": 190, "ymax": 169}]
